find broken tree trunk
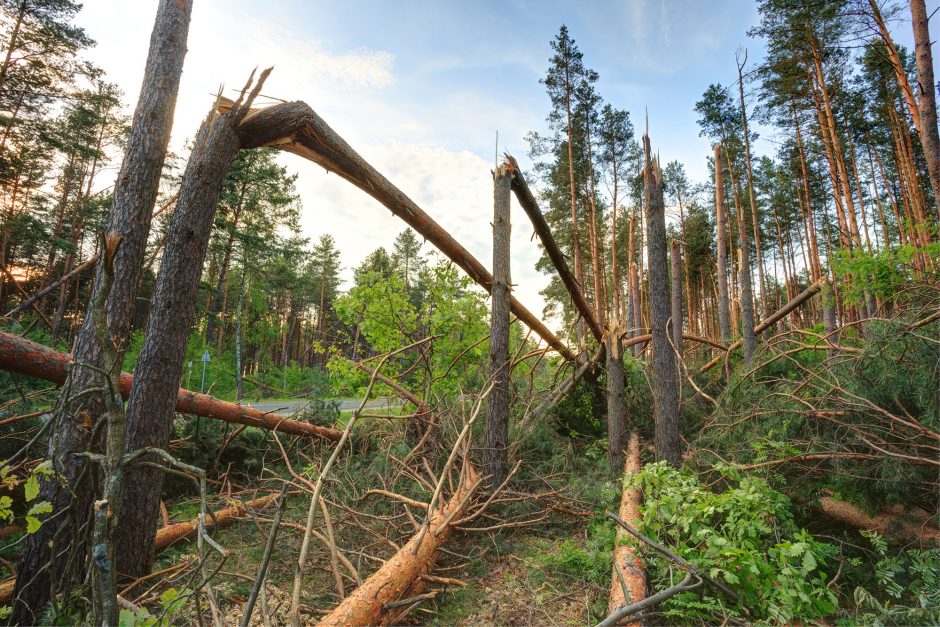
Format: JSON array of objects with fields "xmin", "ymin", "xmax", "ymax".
[
  {"xmin": 0, "ymin": 493, "xmax": 280, "ymax": 606},
  {"xmin": 670, "ymin": 239, "xmax": 683, "ymax": 355},
  {"xmin": 609, "ymin": 433, "xmax": 647, "ymax": 623},
  {"xmin": 316, "ymin": 466, "xmax": 480, "ymax": 626},
  {"xmin": 0, "ymin": 329, "xmax": 341, "ymax": 440},
  {"xmin": 700, "ymin": 278, "xmax": 826, "ymax": 372},
  {"xmin": 714, "ymin": 143, "xmax": 732, "ymax": 344},
  {"xmin": 643, "ymin": 135, "xmax": 681, "ymax": 467},
  {"xmin": 605, "ymin": 326, "xmax": 629, "ymax": 470},
  {"xmin": 223, "ymin": 100, "xmax": 577, "ymax": 363},
  {"xmin": 484, "ymin": 164, "xmax": 512, "ymax": 488},
  {"xmin": 818, "ymin": 495, "xmax": 940, "ymax": 547},
  {"xmin": 506, "ymin": 154, "xmax": 602, "ymax": 343}
]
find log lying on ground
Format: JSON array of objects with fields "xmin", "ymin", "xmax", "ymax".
[
  {"xmin": 0, "ymin": 329, "xmax": 341, "ymax": 440},
  {"xmin": 221, "ymin": 98, "xmax": 578, "ymax": 363},
  {"xmin": 317, "ymin": 465, "xmax": 480, "ymax": 626},
  {"xmin": 0, "ymin": 493, "xmax": 280, "ymax": 604},
  {"xmin": 506, "ymin": 154, "xmax": 602, "ymax": 343},
  {"xmin": 819, "ymin": 496, "xmax": 940, "ymax": 546},
  {"xmin": 700, "ymin": 278, "xmax": 826, "ymax": 372},
  {"xmin": 609, "ymin": 433, "xmax": 647, "ymax": 623}
]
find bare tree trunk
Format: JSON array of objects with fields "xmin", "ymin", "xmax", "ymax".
[
  {"xmin": 910, "ymin": 0, "xmax": 940, "ymax": 217},
  {"xmin": 605, "ymin": 331, "xmax": 628, "ymax": 470},
  {"xmin": 714, "ymin": 144, "xmax": 731, "ymax": 343},
  {"xmin": 484, "ymin": 164, "xmax": 512, "ymax": 489},
  {"xmin": 13, "ymin": 1, "xmax": 193, "ymax": 619},
  {"xmin": 670, "ymin": 239, "xmax": 683, "ymax": 356},
  {"xmin": 722, "ymin": 144, "xmax": 757, "ymax": 364},
  {"xmin": 115, "ymin": 71, "xmax": 270, "ymax": 579},
  {"xmin": 643, "ymin": 135, "xmax": 680, "ymax": 466}
]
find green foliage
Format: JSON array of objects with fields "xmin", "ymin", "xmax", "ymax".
[
  {"xmin": 833, "ymin": 242, "xmax": 940, "ymax": 305},
  {"xmin": 841, "ymin": 532, "xmax": 940, "ymax": 625},
  {"xmin": 636, "ymin": 463, "xmax": 838, "ymax": 623},
  {"xmin": 117, "ymin": 587, "xmax": 188, "ymax": 626}
]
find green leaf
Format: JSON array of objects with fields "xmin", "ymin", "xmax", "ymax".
[
  {"xmin": 25, "ymin": 516, "xmax": 42, "ymax": 534},
  {"xmin": 802, "ymin": 550, "xmax": 817, "ymax": 573},
  {"xmin": 26, "ymin": 501, "xmax": 52, "ymax": 517},
  {"xmin": 23, "ymin": 474, "xmax": 39, "ymax": 502}
]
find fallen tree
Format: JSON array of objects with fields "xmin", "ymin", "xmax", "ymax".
[
  {"xmin": 818, "ymin": 496, "xmax": 940, "ymax": 546},
  {"xmin": 505, "ymin": 154, "xmax": 602, "ymax": 343},
  {"xmin": 700, "ymin": 278, "xmax": 826, "ymax": 373},
  {"xmin": 4, "ymin": 256, "xmax": 99, "ymax": 320},
  {"xmin": 608, "ymin": 433, "xmax": 647, "ymax": 624},
  {"xmin": 316, "ymin": 465, "xmax": 480, "ymax": 626},
  {"xmin": 0, "ymin": 492, "xmax": 280, "ymax": 605},
  {"xmin": 0, "ymin": 329, "xmax": 341, "ymax": 440},
  {"xmin": 220, "ymin": 98, "xmax": 578, "ymax": 363}
]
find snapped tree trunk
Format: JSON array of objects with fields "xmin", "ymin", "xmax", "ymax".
[
  {"xmin": 605, "ymin": 330, "xmax": 628, "ymax": 470},
  {"xmin": 484, "ymin": 164, "xmax": 512, "ymax": 489},
  {"xmin": 643, "ymin": 135, "xmax": 681, "ymax": 467},
  {"xmin": 115, "ymin": 71, "xmax": 272, "ymax": 578},
  {"xmin": 12, "ymin": 1, "xmax": 193, "ymax": 620}
]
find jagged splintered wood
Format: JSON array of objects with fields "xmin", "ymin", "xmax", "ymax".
[
  {"xmin": 504, "ymin": 154, "xmax": 603, "ymax": 343},
  {"xmin": 0, "ymin": 329, "xmax": 342, "ymax": 440},
  {"xmin": 219, "ymin": 99, "xmax": 578, "ymax": 363}
]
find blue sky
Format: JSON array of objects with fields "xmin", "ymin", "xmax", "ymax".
[{"xmin": 76, "ymin": 0, "xmax": 920, "ymax": 331}]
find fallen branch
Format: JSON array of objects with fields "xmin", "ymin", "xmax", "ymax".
[
  {"xmin": 316, "ymin": 465, "xmax": 480, "ymax": 626},
  {"xmin": 701, "ymin": 279, "xmax": 826, "ymax": 372},
  {"xmin": 609, "ymin": 433, "xmax": 646, "ymax": 624},
  {"xmin": 0, "ymin": 493, "xmax": 279, "ymax": 605},
  {"xmin": 818, "ymin": 496, "xmax": 940, "ymax": 546},
  {"xmin": 0, "ymin": 329, "xmax": 341, "ymax": 440}
]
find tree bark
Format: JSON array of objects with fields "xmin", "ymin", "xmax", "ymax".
[
  {"xmin": 317, "ymin": 466, "xmax": 480, "ymax": 626},
  {"xmin": 13, "ymin": 1, "xmax": 193, "ymax": 620},
  {"xmin": 670, "ymin": 239, "xmax": 683, "ymax": 355},
  {"xmin": 115, "ymin": 72, "xmax": 271, "ymax": 579},
  {"xmin": 714, "ymin": 144, "xmax": 732, "ymax": 343},
  {"xmin": 484, "ymin": 164, "xmax": 512, "ymax": 489},
  {"xmin": 605, "ymin": 331, "xmax": 628, "ymax": 470},
  {"xmin": 643, "ymin": 136, "xmax": 680, "ymax": 466},
  {"xmin": 608, "ymin": 433, "xmax": 646, "ymax": 622},
  {"xmin": 910, "ymin": 0, "xmax": 940, "ymax": 216}
]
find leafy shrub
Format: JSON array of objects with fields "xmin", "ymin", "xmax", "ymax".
[{"xmin": 635, "ymin": 463, "xmax": 838, "ymax": 624}]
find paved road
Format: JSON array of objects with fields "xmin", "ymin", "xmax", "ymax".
[{"xmin": 247, "ymin": 398, "xmax": 398, "ymax": 415}]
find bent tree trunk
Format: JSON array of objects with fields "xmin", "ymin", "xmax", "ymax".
[
  {"xmin": 115, "ymin": 71, "xmax": 271, "ymax": 578},
  {"xmin": 643, "ymin": 136, "xmax": 681, "ymax": 466},
  {"xmin": 484, "ymin": 164, "xmax": 512, "ymax": 488},
  {"xmin": 12, "ymin": 1, "xmax": 193, "ymax": 621}
]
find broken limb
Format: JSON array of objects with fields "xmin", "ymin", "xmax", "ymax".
[
  {"xmin": 315, "ymin": 465, "xmax": 481, "ymax": 627},
  {"xmin": 598, "ymin": 572, "xmax": 700, "ymax": 627},
  {"xmin": 221, "ymin": 98, "xmax": 578, "ymax": 363},
  {"xmin": 0, "ymin": 329, "xmax": 341, "ymax": 440}
]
